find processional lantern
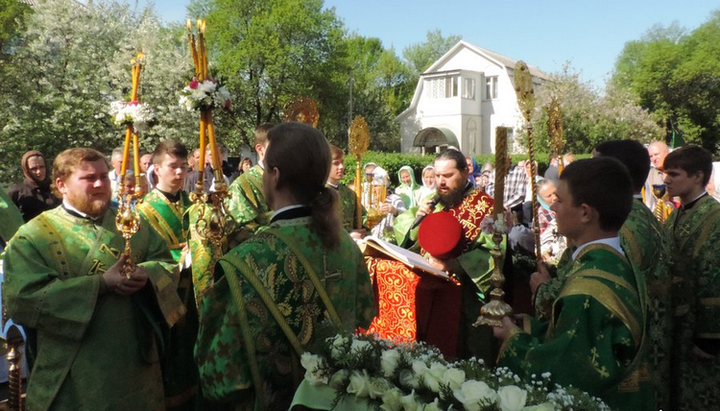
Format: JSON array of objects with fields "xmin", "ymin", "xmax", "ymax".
[
  {"xmin": 348, "ymin": 116, "xmax": 369, "ymax": 229},
  {"xmin": 113, "ymin": 52, "xmax": 152, "ymax": 278},
  {"xmin": 184, "ymin": 19, "xmax": 234, "ymax": 247}
]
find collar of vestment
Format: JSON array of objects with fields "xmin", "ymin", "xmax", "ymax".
[
  {"xmin": 572, "ymin": 236, "xmax": 623, "ymax": 261},
  {"xmin": 271, "ymin": 204, "xmax": 311, "ymax": 223},
  {"xmin": 326, "ymin": 182, "xmax": 339, "ymax": 190},
  {"xmin": 156, "ymin": 188, "xmax": 183, "ymax": 203},
  {"xmin": 682, "ymin": 191, "xmax": 708, "ymax": 211},
  {"xmin": 62, "ymin": 200, "xmax": 102, "ymax": 223}
]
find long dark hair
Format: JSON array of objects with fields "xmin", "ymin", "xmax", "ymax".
[{"xmin": 265, "ymin": 122, "xmax": 341, "ymax": 249}]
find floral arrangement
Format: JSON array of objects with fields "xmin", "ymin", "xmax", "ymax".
[
  {"xmin": 480, "ymin": 209, "xmax": 513, "ymax": 235},
  {"xmin": 109, "ymin": 100, "xmax": 155, "ymax": 132},
  {"xmin": 178, "ymin": 77, "xmax": 231, "ymax": 111},
  {"xmin": 300, "ymin": 332, "xmax": 610, "ymax": 411}
]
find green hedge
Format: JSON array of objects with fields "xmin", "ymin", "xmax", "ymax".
[{"xmin": 341, "ymin": 151, "xmax": 589, "ymax": 189}]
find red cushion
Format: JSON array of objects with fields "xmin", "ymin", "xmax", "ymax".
[{"xmin": 418, "ymin": 211, "xmax": 464, "ymax": 260}]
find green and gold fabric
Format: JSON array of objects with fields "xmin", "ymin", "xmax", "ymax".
[
  {"xmin": 3, "ymin": 206, "xmax": 183, "ymax": 411},
  {"xmin": 665, "ymin": 194, "xmax": 720, "ymax": 411},
  {"xmin": 0, "ymin": 186, "xmax": 23, "ymax": 243},
  {"xmin": 500, "ymin": 244, "xmax": 653, "ymax": 411},
  {"xmin": 619, "ymin": 200, "xmax": 673, "ymax": 410},
  {"xmin": 333, "ymin": 183, "xmax": 366, "ymax": 231},
  {"xmin": 225, "ymin": 164, "xmax": 272, "ymax": 247},
  {"xmin": 196, "ymin": 215, "xmax": 376, "ymax": 410},
  {"xmin": 138, "ymin": 189, "xmax": 201, "ymax": 410},
  {"xmin": 137, "ymin": 189, "xmax": 190, "ymax": 263}
]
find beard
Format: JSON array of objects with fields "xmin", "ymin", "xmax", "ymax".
[
  {"xmin": 66, "ymin": 191, "xmax": 111, "ymax": 218},
  {"xmin": 438, "ymin": 186, "xmax": 465, "ymax": 208}
]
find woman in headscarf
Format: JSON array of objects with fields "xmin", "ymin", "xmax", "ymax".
[
  {"xmin": 9, "ymin": 150, "xmax": 61, "ymax": 222},
  {"xmin": 414, "ymin": 165, "xmax": 436, "ymax": 205},
  {"xmin": 394, "ymin": 165, "xmax": 421, "ymax": 209}
]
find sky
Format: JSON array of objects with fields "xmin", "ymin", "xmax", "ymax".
[{"xmin": 132, "ymin": 0, "xmax": 718, "ymax": 88}]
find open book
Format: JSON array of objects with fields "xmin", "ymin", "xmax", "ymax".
[{"xmin": 357, "ymin": 235, "xmax": 450, "ymax": 281}]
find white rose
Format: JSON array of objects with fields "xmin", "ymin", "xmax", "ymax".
[
  {"xmin": 453, "ymin": 380, "xmax": 497, "ymax": 411},
  {"xmin": 329, "ymin": 369, "xmax": 348, "ymax": 389},
  {"xmin": 299, "ymin": 352, "xmax": 327, "ymax": 385},
  {"xmin": 497, "ymin": 385, "xmax": 527, "ymax": 411},
  {"xmin": 198, "ymin": 80, "xmax": 216, "ymax": 94},
  {"xmin": 330, "ymin": 335, "xmax": 347, "ymax": 359},
  {"xmin": 399, "ymin": 369, "xmax": 419, "ymax": 389},
  {"xmin": 368, "ymin": 377, "xmax": 389, "ymax": 400},
  {"xmin": 424, "ymin": 398, "xmax": 442, "ymax": 411},
  {"xmin": 423, "ymin": 362, "xmax": 448, "ymax": 393},
  {"xmin": 400, "ymin": 389, "xmax": 422, "ymax": 411},
  {"xmin": 411, "ymin": 360, "xmax": 429, "ymax": 378},
  {"xmin": 380, "ymin": 388, "xmax": 403, "ymax": 411},
  {"xmin": 351, "ymin": 339, "xmax": 371, "ymax": 354},
  {"xmin": 381, "ymin": 348, "xmax": 402, "ymax": 377},
  {"xmin": 443, "ymin": 368, "xmax": 466, "ymax": 391},
  {"xmin": 346, "ymin": 370, "xmax": 371, "ymax": 398}
]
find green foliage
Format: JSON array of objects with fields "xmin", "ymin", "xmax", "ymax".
[
  {"xmin": 0, "ymin": 0, "xmax": 30, "ymax": 55},
  {"xmin": 612, "ymin": 10, "xmax": 720, "ymax": 152},
  {"xmin": 402, "ymin": 29, "xmax": 461, "ymax": 75},
  {"xmin": 524, "ymin": 65, "xmax": 663, "ymax": 154}
]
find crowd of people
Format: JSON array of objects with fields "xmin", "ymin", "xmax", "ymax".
[{"xmin": 0, "ymin": 124, "xmax": 717, "ymax": 411}]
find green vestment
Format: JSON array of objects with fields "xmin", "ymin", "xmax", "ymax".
[
  {"xmin": 333, "ymin": 183, "xmax": 366, "ymax": 231},
  {"xmin": 665, "ymin": 194, "xmax": 720, "ymax": 411},
  {"xmin": 225, "ymin": 164, "xmax": 272, "ymax": 247},
  {"xmin": 619, "ymin": 200, "xmax": 673, "ymax": 410},
  {"xmin": 0, "ymin": 186, "xmax": 23, "ymax": 243},
  {"xmin": 196, "ymin": 215, "xmax": 376, "ymax": 410},
  {"xmin": 3, "ymin": 206, "xmax": 184, "ymax": 411},
  {"xmin": 138, "ymin": 189, "xmax": 201, "ymax": 410},
  {"xmin": 500, "ymin": 244, "xmax": 653, "ymax": 411}
]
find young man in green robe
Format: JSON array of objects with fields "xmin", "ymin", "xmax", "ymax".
[
  {"xmin": 592, "ymin": 139, "xmax": 673, "ymax": 410},
  {"xmin": 495, "ymin": 157, "xmax": 654, "ymax": 411},
  {"xmin": 3, "ymin": 148, "xmax": 184, "ymax": 411},
  {"xmin": 137, "ymin": 140, "xmax": 201, "ymax": 411},
  {"xmin": 196, "ymin": 122, "xmax": 376, "ymax": 410},
  {"xmin": 663, "ymin": 145, "xmax": 720, "ymax": 411},
  {"xmin": 225, "ymin": 123, "xmax": 275, "ymax": 248},
  {"xmin": 327, "ymin": 144, "xmax": 367, "ymax": 237}
]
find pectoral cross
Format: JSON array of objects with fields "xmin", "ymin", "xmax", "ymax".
[{"xmin": 322, "ymin": 254, "xmax": 342, "ymax": 286}]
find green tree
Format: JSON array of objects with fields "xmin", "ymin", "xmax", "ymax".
[
  {"xmin": 612, "ymin": 11, "xmax": 720, "ymax": 151},
  {"xmin": 0, "ymin": 0, "xmax": 195, "ymax": 183},
  {"xmin": 197, "ymin": 0, "xmax": 347, "ymax": 147},
  {"xmin": 402, "ymin": 29, "xmax": 461, "ymax": 75},
  {"xmin": 527, "ymin": 65, "xmax": 662, "ymax": 154}
]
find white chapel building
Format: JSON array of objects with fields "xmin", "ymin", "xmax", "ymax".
[{"xmin": 396, "ymin": 40, "xmax": 549, "ymax": 155}]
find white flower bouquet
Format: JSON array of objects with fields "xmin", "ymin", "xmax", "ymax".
[
  {"xmin": 178, "ymin": 77, "xmax": 232, "ymax": 111},
  {"xmin": 109, "ymin": 100, "xmax": 155, "ymax": 132},
  {"xmin": 299, "ymin": 333, "xmax": 610, "ymax": 411}
]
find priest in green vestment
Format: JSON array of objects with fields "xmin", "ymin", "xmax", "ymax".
[
  {"xmin": 327, "ymin": 144, "xmax": 367, "ymax": 237},
  {"xmin": 196, "ymin": 123, "xmax": 376, "ymax": 410},
  {"xmin": 225, "ymin": 123, "xmax": 275, "ymax": 248},
  {"xmin": 495, "ymin": 158, "xmax": 654, "ymax": 411},
  {"xmin": 663, "ymin": 145, "xmax": 720, "ymax": 411},
  {"xmin": 137, "ymin": 141, "xmax": 201, "ymax": 411},
  {"xmin": 3, "ymin": 148, "xmax": 184, "ymax": 411}
]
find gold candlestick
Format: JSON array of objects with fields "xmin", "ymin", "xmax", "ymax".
[
  {"xmin": 476, "ymin": 126, "xmax": 513, "ymax": 327},
  {"xmin": 348, "ymin": 116, "xmax": 369, "ymax": 229}
]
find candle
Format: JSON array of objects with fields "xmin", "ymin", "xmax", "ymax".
[
  {"xmin": 198, "ymin": 115, "xmax": 207, "ymax": 173},
  {"xmin": 207, "ymin": 111, "xmax": 221, "ymax": 170},
  {"xmin": 493, "ymin": 127, "xmax": 507, "ymax": 218}
]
